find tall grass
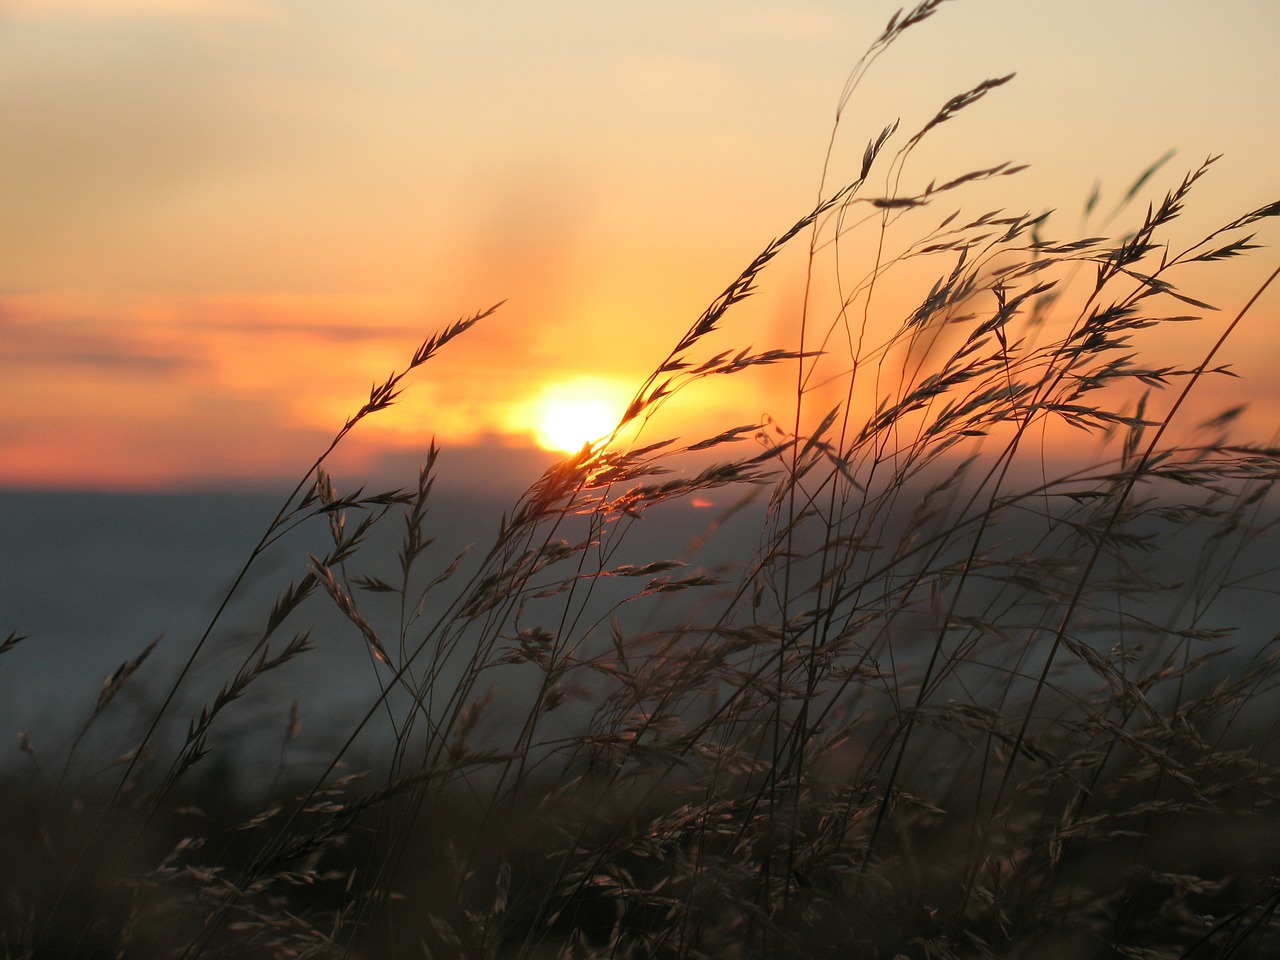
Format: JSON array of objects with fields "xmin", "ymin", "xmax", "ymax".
[{"xmin": 7, "ymin": 2, "xmax": 1280, "ymax": 957}]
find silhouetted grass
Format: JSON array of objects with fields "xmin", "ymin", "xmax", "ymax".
[{"xmin": 6, "ymin": 2, "xmax": 1280, "ymax": 957}]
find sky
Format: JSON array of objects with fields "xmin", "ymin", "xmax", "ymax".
[{"xmin": 3, "ymin": 0, "xmax": 1278, "ymax": 493}]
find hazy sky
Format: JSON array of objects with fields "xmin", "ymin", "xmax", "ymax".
[{"xmin": 3, "ymin": 0, "xmax": 1278, "ymax": 490}]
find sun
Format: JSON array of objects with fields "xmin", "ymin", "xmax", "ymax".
[{"xmin": 528, "ymin": 378, "xmax": 629, "ymax": 453}]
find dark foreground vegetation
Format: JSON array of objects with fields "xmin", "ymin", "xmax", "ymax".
[{"xmin": 6, "ymin": 3, "xmax": 1280, "ymax": 957}]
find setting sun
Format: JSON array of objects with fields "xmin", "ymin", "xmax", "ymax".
[{"xmin": 526, "ymin": 378, "xmax": 631, "ymax": 453}]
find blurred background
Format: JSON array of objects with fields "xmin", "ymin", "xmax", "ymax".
[
  {"xmin": 3, "ymin": 0, "xmax": 1278, "ymax": 494},
  {"xmin": 3, "ymin": 0, "xmax": 1279, "ymax": 753}
]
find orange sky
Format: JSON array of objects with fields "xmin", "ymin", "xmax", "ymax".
[{"xmin": 3, "ymin": 0, "xmax": 1278, "ymax": 493}]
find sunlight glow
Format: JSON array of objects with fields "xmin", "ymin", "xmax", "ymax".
[{"xmin": 529, "ymin": 379, "xmax": 630, "ymax": 453}]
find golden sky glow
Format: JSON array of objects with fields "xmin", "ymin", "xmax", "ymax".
[
  {"xmin": 2, "ymin": 1, "xmax": 1278, "ymax": 491},
  {"xmin": 517, "ymin": 378, "xmax": 633, "ymax": 455}
]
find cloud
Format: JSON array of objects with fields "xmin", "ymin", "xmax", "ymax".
[
  {"xmin": 0, "ymin": 293, "xmax": 438, "ymax": 425},
  {"xmin": 4, "ymin": 348, "xmax": 191, "ymax": 374},
  {"xmin": 0, "ymin": 310, "xmax": 199, "ymax": 375},
  {"xmin": 182, "ymin": 317, "xmax": 419, "ymax": 343}
]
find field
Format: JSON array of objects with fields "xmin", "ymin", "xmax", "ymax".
[{"xmin": 5, "ymin": 3, "xmax": 1280, "ymax": 957}]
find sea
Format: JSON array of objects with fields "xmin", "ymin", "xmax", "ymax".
[
  {"xmin": 4, "ymin": 478, "xmax": 1277, "ymax": 791},
  {"xmin": 0, "ymin": 482, "xmax": 760, "ymax": 786}
]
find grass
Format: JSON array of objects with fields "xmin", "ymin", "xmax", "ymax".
[{"xmin": 6, "ymin": 2, "xmax": 1280, "ymax": 956}]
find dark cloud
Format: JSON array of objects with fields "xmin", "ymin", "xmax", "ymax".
[
  {"xmin": 0, "ymin": 296, "xmax": 422, "ymax": 377},
  {"xmin": 181, "ymin": 317, "xmax": 420, "ymax": 342},
  {"xmin": 0, "ymin": 310, "xmax": 198, "ymax": 375},
  {"xmin": 1, "ymin": 349, "xmax": 191, "ymax": 373}
]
